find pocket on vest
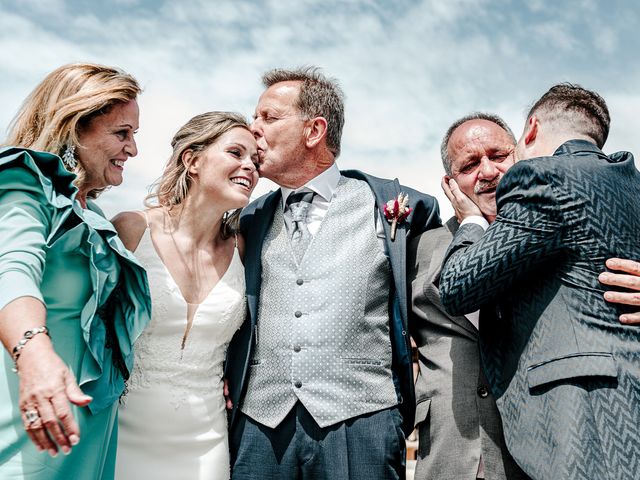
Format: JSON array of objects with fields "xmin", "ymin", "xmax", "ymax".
[{"xmin": 526, "ymin": 352, "xmax": 617, "ymax": 390}]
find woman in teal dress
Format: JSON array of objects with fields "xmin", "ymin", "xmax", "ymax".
[{"xmin": 0, "ymin": 63, "xmax": 151, "ymax": 479}]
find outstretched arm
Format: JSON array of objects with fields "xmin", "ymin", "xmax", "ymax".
[{"xmin": 0, "ymin": 167, "xmax": 91, "ymax": 457}]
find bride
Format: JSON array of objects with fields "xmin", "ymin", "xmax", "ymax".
[{"xmin": 112, "ymin": 112, "xmax": 258, "ymax": 479}]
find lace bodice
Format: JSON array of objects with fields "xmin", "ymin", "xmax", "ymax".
[{"xmin": 126, "ymin": 228, "xmax": 246, "ymax": 407}]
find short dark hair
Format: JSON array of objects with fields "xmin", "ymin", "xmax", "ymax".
[
  {"xmin": 527, "ymin": 83, "xmax": 610, "ymax": 148},
  {"xmin": 262, "ymin": 66, "xmax": 345, "ymax": 158},
  {"xmin": 440, "ymin": 112, "xmax": 515, "ymax": 176}
]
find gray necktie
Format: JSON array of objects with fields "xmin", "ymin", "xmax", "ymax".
[{"xmin": 286, "ymin": 191, "xmax": 316, "ymax": 263}]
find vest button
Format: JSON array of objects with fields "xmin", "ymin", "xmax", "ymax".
[
  {"xmin": 294, "ymin": 381, "xmax": 302, "ymax": 388},
  {"xmin": 477, "ymin": 386, "xmax": 489, "ymax": 398},
  {"xmin": 296, "ymin": 279, "xmax": 304, "ymax": 286},
  {"xmin": 293, "ymin": 345, "xmax": 301, "ymax": 352},
  {"xmin": 294, "ymin": 311, "xmax": 302, "ymax": 318}
]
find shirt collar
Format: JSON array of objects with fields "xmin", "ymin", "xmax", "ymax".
[{"xmin": 281, "ymin": 163, "xmax": 340, "ymax": 207}]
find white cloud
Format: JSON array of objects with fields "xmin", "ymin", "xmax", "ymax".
[{"xmin": 0, "ymin": 0, "xmax": 638, "ymax": 222}]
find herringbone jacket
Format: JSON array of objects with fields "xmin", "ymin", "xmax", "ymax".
[{"xmin": 439, "ymin": 140, "xmax": 640, "ymax": 480}]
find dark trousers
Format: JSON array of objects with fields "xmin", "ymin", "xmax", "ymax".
[{"xmin": 230, "ymin": 402, "xmax": 406, "ymax": 479}]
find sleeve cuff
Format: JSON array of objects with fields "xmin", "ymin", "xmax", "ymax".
[
  {"xmin": 0, "ymin": 270, "xmax": 43, "ymax": 311},
  {"xmin": 460, "ymin": 215, "xmax": 489, "ymax": 231}
]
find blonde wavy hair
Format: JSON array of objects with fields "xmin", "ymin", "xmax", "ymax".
[
  {"xmin": 145, "ymin": 111, "xmax": 251, "ymax": 238},
  {"xmin": 3, "ymin": 62, "xmax": 141, "ymax": 198}
]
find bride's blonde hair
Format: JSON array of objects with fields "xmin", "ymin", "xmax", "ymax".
[{"xmin": 145, "ymin": 111, "xmax": 251, "ymax": 238}]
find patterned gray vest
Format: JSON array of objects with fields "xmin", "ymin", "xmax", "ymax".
[{"xmin": 240, "ymin": 176, "xmax": 398, "ymax": 428}]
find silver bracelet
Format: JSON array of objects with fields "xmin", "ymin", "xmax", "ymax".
[{"xmin": 11, "ymin": 326, "xmax": 50, "ymax": 373}]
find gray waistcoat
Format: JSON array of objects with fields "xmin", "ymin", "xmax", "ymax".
[{"xmin": 240, "ymin": 176, "xmax": 398, "ymax": 428}]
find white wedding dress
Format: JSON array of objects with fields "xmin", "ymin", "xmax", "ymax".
[{"xmin": 115, "ymin": 227, "xmax": 246, "ymax": 480}]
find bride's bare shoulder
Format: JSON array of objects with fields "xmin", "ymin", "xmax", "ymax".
[{"xmin": 111, "ymin": 210, "xmax": 149, "ymax": 252}]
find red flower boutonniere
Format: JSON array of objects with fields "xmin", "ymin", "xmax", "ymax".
[{"xmin": 383, "ymin": 192, "xmax": 412, "ymax": 241}]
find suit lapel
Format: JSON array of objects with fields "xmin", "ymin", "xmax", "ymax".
[
  {"xmin": 378, "ymin": 179, "xmax": 408, "ymax": 328},
  {"xmin": 245, "ymin": 190, "xmax": 281, "ymax": 326},
  {"xmin": 445, "ymin": 215, "xmax": 459, "ymax": 235}
]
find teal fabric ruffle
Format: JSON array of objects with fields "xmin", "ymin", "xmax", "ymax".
[{"xmin": 0, "ymin": 147, "xmax": 151, "ymax": 413}]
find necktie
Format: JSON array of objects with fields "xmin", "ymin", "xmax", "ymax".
[{"xmin": 286, "ymin": 191, "xmax": 316, "ymax": 263}]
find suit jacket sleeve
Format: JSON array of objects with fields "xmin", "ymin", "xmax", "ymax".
[{"xmin": 439, "ymin": 160, "xmax": 565, "ymax": 316}]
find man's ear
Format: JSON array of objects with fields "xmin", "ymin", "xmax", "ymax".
[
  {"xmin": 524, "ymin": 115, "xmax": 539, "ymax": 146},
  {"xmin": 182, "ymin": 149, "xmax": 198, "ymax": 174},
  {"xmin": 304, "ymin": 117, "xmax": 328, "ymax": 149}
]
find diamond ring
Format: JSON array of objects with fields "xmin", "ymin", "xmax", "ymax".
[{"xmin": 24, "ymin": 409, "xmax": 40, "ymax": 424}]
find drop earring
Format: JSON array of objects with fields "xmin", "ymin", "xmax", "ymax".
[{"xmin": 61, "ymin": 145, "xmax": 77, "ymax": 170}]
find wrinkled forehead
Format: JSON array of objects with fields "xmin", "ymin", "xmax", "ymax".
[
  {"xmin": 256, "ymin": 81, "xmax": 301, "ymax": 111},
  {"xmin": 450, "ymin": 121, "xmax": 513, "ymax": 156}
]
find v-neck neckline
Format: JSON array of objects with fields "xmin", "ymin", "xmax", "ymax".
[{"xmin": 142, "ymin": 227, "xmax": 238, "ymax": 306}]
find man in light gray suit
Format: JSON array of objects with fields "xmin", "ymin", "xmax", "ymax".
[{"xmin": 409, "ymin": 113, "xmax": 528, "ymax": 480}]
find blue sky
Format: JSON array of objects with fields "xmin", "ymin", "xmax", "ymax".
[{"xmin": 1, "ymin": 0, "xmax": 638, "ymax": 218}]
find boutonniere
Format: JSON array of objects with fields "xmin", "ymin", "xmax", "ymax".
[{"xmin": 383, "ymin": 192, "xmax": 412, "ymax": 241}]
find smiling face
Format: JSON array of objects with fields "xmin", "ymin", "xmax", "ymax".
[
  {"xmin": 250, "ymin": 81, "xmax": 310, "ymax": 187},
  {"xmin": 191, "ymin": 127, "xmax": 259, "ymax": 210},
  {"xmin": 76, "ymin": 99, "xmax": 139, "ymax": 195},
  {"xmin": 447, "ymin": 119, "xmax": 516, "ymax": 220}
]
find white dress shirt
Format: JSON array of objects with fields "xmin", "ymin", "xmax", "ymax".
[
  {"xmin": 281, "ymin": 163, "xmax": 341, "ymax": 236},
  {"xmin": 281, "ymin": 163, "xmax": 388, "ymax": 254},
  {"xmin": 460, "ymin": 215, "xmax": 489, "ymax": 231}
]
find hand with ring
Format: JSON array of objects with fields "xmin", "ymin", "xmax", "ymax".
[
  {"xmin": 17, "ymin": 334, "xmax": 92, "ymax": 457},
  {"xmin": 24, "ymin": 408, "xmax": 40, "ymax": 425}
]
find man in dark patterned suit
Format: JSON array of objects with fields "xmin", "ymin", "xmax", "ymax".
[{"xmin": 438, "ymin": 84, "xmax": 640, "ymax": 479}]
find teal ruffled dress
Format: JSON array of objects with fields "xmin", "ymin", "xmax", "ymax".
[{"xmin": 0, "ymin": 147, "xmax": 151, "ymax": 479}]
